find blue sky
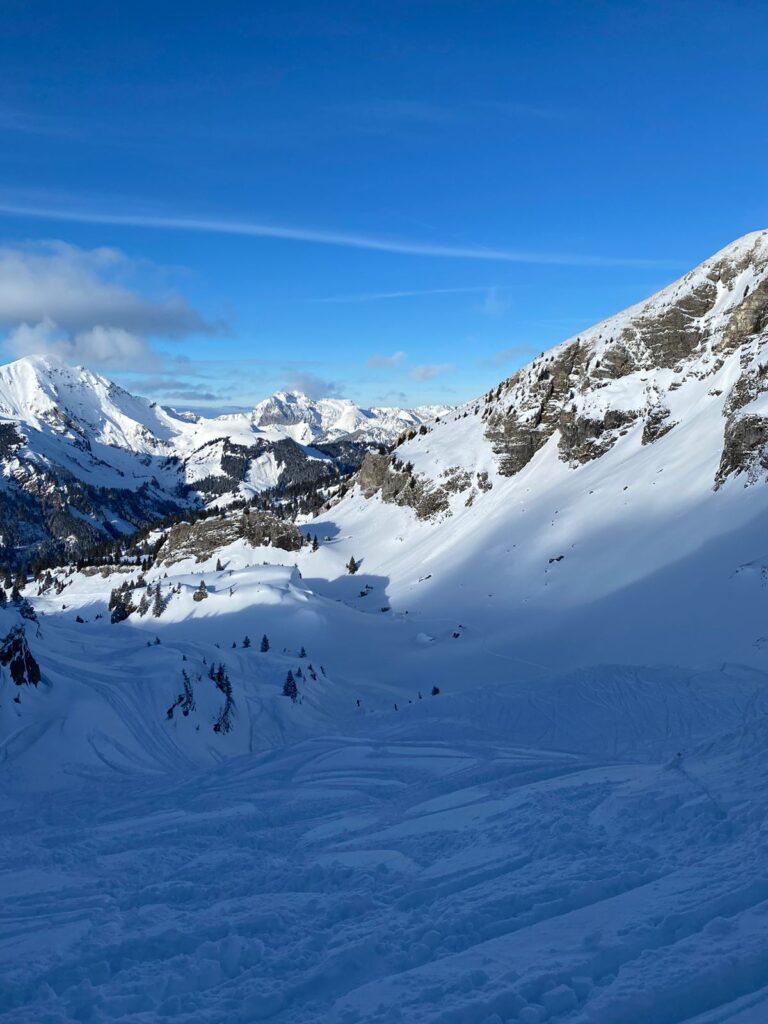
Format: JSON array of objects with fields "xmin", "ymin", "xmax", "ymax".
[{"xmin": 0, "ymin": 0, "xmax": 766, "ymax": 412}]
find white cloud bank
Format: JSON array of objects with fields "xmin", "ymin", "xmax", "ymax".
[{"xmin": 0, "ymin": 241, "xmax": 220, "ymax": 373}]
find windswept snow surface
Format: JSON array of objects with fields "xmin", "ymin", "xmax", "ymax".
[
  {"xmin": 4, "ymin": 533, "xmax": 768, "ymax": 1023},
  {"xmin": 4, "ymin": 671, "xmax": 768, "ymax": 1023}
]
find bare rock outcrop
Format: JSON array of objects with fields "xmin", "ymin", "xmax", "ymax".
[
  {"xmin": 159, "ymin": 510, "xmax": 302, "ymax": 565},
  {"xmin": 358, "ymin": 454, "xmax": 450, "ymax": 520},
  {"xmin": 715, "ymin": 415, "xmax": 768, "ymax": 489}
]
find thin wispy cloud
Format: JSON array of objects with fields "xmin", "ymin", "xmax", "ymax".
[
  {"xmin": 0, "ymin": 202, "xmax": 679, "ymax": 268},
  {"xmin": 478, "ymin": 286, "xmax": 512, "ymax": 317},
  {"xmin": 366, "ymin": 351, "xmax": 406, "ymax": 368},
  {"xmin": 410, "ymin": 363, "xmax": 456, "ymax": 381},
  {"xmin": 334, "ymin": 99, "xmax": 459, "ymax": 129},
  {"xmin": 120, "ymin": 377, "xmax": 227, "ymax": 404},
  {"xmin": 478, "ymin": 345, "xmax": 536, "ymax": 367},
  {"xmin": 316, "ymin": 286, "xmax": 492, "ymax": 304},
  {"xmin": 331, "ymin": 98, "xmax": 574, "ymax": 136}
]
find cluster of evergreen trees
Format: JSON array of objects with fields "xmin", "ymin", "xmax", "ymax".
[{"xmin": 281, "ymin": 646, "xmax": 322, "ymax": 702}]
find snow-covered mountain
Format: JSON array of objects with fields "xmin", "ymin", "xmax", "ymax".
[
  {"xmin": 251, "ymin": 390, "xmax": 448, "ymax": 445},
  {"xmin": 0, "ymin": 356, "xmax": 447, "ymax": 566},
  {"xmin": 6, "ymin": 231, "xmax": 768, "ymax": 1024},
  {"xmin": 327, "ymin": 228, "xmax": 768, "ymax": 669},
  {"xmin": 6, "ymin": 227, "xmax": 768, "ymax": 766}
]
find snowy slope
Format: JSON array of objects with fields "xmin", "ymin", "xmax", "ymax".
[
  {"xmin": 5, "ymin": 655, "xmax": 768, "ymax": 1024},
  {"xmin": 315, "ymin": 229, "xmax": 768, "ymax": 671}
]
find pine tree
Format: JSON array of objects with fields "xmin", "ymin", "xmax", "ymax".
[
  {"xmin": 216, "ymin": 558, "xmax": 224, "ymax": 571},
  {"xmin": 243, "ymin": 635, "xmax": 251, "ymax": 648},
  {"xmin": 193, "ymin": 580, "xmax": 208, "ymax": 602},
  {"xmin": 110, "ymin": 592, "xmax": 135, "ymax": 623},
  {"xmin": 431, "ymin": 685, "xmax": 440, "ymax": 696},
  {"xmin": 137, "ymin": 592, "xmax": 150, "ymax": 616},
  {"xmin": 152, "ymin": 586, "xmax": 165, "ymax": 618},
  {"xmin": 260, "ymin": 634, "xmax": 269, "ymax": 653},
  {"xmin": 312, "ymin": 535, "xmax": 319, "ymax": 552},
  {"xmin": 299, "ymin": 646, "xmax": 306, "ymax": 658},
  {"xmin": 347, "ymin": 556, "xmax": 358, "ymax": 575},
  {"xmin": 282, "ymin": 670, "xmax": 298, "ymax": 701}
]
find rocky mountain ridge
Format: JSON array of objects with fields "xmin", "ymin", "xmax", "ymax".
[
  {"xmin": 355, "ymin": 229, "xmax": 768, "ymax": 517},
  {"xmin": 0, "ymin": 356, "xmax": 446, "ymax": 566}
]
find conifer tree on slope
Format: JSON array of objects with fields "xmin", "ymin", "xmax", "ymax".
[
  {"xmin": 282, "ymin": 670, "xmax": 298, "ymax": 702},
  {"xmin": 152, "ymin": 585, "xmax": 165, "ymax": 618}
]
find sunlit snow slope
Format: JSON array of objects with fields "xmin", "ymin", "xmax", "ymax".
[{"xmin": 318, "ymin": 229, "xmax": 768, "ymax": 670}]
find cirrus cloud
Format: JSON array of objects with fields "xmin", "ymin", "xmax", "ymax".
[
  {"xmin": 409, "ymin": 363, "xmax": 456, "ymax": 381},
  {"xmin": 366, "ymin": 350, "xmax": 406, "ymax": 369}
]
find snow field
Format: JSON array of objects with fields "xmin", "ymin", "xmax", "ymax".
[{"xmin": 4, "ymin": 681, "xmax": 768, "ymax": 1023}]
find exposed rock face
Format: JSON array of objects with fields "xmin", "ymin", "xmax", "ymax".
[
  {"xmin": 641, "ymin": 405, "xmax": 677, "ymax": 446},
  {"xmin": 723, "ymin": 364, "xmax": 768, "ymax": 418},
  {"xmin": 351, "ymin": 231, "xmax": 768, "ymax": 520},
  {"xmin": 485, "ymin": 343, "xmax": 586, "ymax": 476},
  {"xmin": 627, "ymin": 279, "xmax": 716, "ymax": 367},
  {"xmin": 159, "ymin": 510, "xmax": 302, "ymax": 565},
  {"xmin": 480, "ymin": 231, "xmax": 768, "ymax": 487},
  {"xmin": 358, "ymin": 453, "xmax": 450, "ymax": 520},
  {"xmin": 719, "ymin": 275, "xmax": 768, "ymax": 353},
  {"xmin": 715, "ymin": 415, "xmax": 768, "ymax": 489},
  {"xmin": 0, "ymin": 626, "xmax": 41, "ymax": 686},
  {"xmin": 240, "ymin": 510, "xmax": 303, "ymax": 551},
  {"xmin": 558, "ymin": 408, "xmax": 638, "ymax": 464}
]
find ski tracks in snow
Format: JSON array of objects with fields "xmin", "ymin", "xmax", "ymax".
[{"xmin": 4, "ymin": 700, "xmax": 768, "ymax": 1024}]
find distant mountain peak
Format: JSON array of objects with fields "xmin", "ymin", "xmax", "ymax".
[{"xmin": 0, "ymin": 354, "xmax": 449, "ymax": 565}]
